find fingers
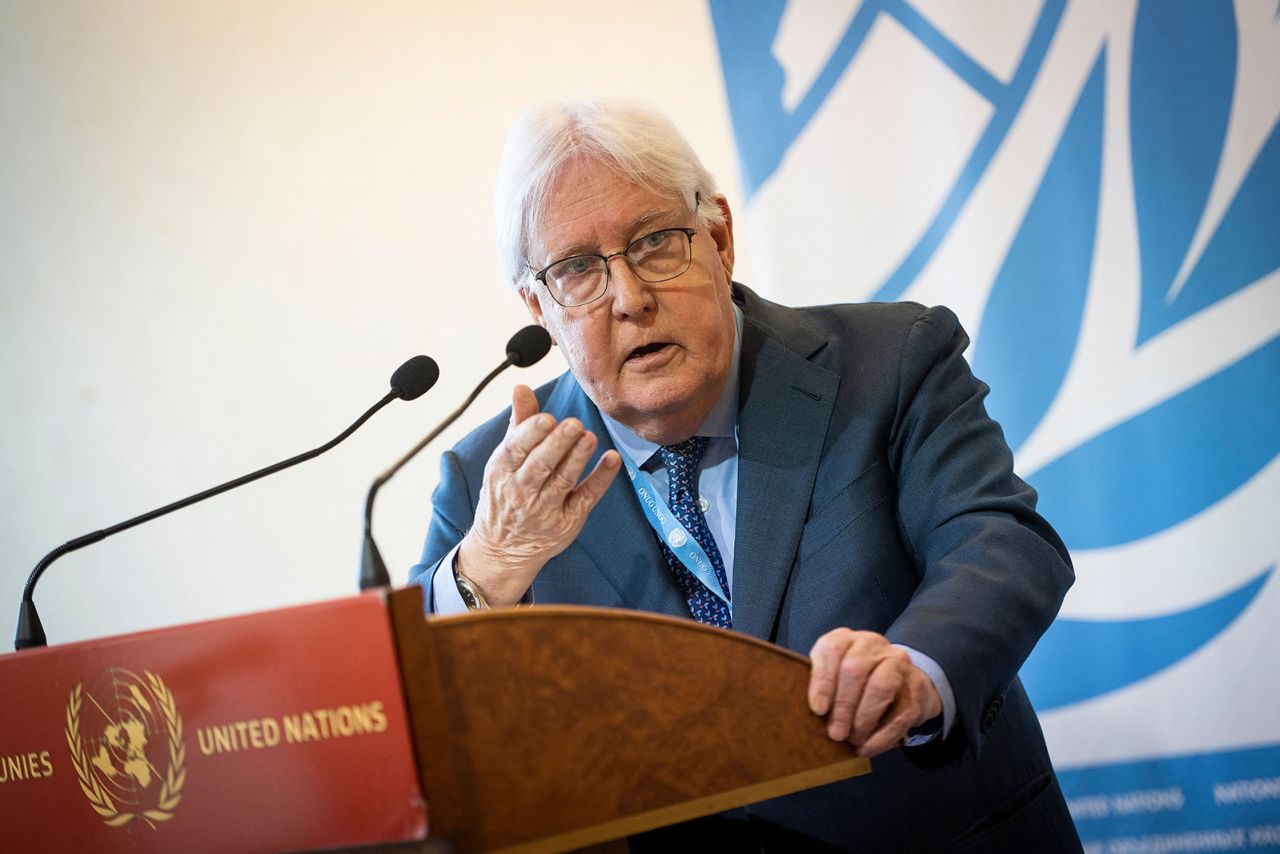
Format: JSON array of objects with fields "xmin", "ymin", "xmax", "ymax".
[
  {"xmin": 496, "ymin": 411, "xmax": 557, "ymax": 473},
  {"xmin": 566, "ymin": 449, "xmax": 622, "ymax": 516},
  {"xmin": 510, "ymin": 384, "xmax": 540, "ymax": 425},
  {"xmin": 534, "ymin": 428, "xmax": 621, "ymax": 515},
  {"xmin": 808, "ymin": 628, "xmax": 856, "ymax": 716},
  {"xmin": 498, "ymin": 384, "xmax": 551, "ymax": 468},
  {"xmin": 857, "ymin": 697, "xmax": 918, "ymax": 758},
  {"xmin": 546, "ymin": 426, "xmax": 599, "ymax": 495},
  {"xmin": 809, "ymin": 629, "xmax": 935, "ymax": 757},
  {"xmin": 515, "ymin": 418, "xmax": 589, "ymax": 492},
  {"xmin": 486, "ymin": 403, "xmax": 616, "ymax": 519},
  {"xmin": 850, "ymin": 659, "xmax": 906, "ymax": 747},
  {"xmin": 857, "ymin": 665, "xmax": 940, "ymax": 757},
  {"xmin": 824, "ymin": 638, "xmax": 881, "ymax": 742},
  {"xmin": 496, "ymin": 384, "xmax": 618, "ymax": 503}
]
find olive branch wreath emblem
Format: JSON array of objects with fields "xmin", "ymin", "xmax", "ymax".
[{"xmin": 65, "ymin": 671, "xmax": 185, "ymax": 828}]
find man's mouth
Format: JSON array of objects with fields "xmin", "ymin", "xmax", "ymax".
[{"xmin": 626, "ymin": 342, "xmax": 673, "ymax": 362}]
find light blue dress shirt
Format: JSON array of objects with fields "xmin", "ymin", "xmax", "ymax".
[{"xmin": 431, "ymin": 307, "xmax": 954, "ymax": 743}]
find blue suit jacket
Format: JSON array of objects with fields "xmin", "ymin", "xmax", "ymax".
[{"xmin": 411, "ymin": 285, "xmax": 1080, "ymax": 852}]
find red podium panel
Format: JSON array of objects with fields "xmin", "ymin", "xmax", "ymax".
[{"xmin": 0, "ymin": 592, "xmax": 426, "ymax": 853}]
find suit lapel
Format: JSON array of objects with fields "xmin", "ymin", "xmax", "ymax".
[
  {"xmin": 546, "ymin": 376, "xmax": 688, "ymax": 618},
  {"xmin": 732, "ymin": 288, "xmax": 840, "ymax": 641}
]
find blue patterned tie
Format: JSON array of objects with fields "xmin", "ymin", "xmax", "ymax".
[{"xmin": 656, "ymin": 437, "xmax": 732, "ymax": 629}]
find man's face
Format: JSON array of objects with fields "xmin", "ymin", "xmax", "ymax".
[{"xmin": 520, "ymin": 157, "xmax": 737, "ymax": 444}]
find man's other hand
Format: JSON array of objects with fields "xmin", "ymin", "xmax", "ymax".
[
  {"xmin": 456, "ymin": 384, "xmax": 621, "ymax": 606},
  {"xmin": 807, "ymin": 628, "xmax": 943, "ymax": 758}
]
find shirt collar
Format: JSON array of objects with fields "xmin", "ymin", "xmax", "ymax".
[{"xmin": 599, "ymin": 304, "xmax": 743, "ymax": 465}]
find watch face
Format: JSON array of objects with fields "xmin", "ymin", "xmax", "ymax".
[
  {"xmin": 459, "ymin": 586, "xmax": 479, "ymax": 609},
  {"xmin": 455, "ymin": 572, "xmax": 485, "ymax": 610}
]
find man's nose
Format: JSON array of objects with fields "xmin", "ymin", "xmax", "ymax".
[{"xmin": 607, "ymin": 256, "xmax": 655, "ymax": 317}]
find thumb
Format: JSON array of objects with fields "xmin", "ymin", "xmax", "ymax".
[{"xmin": 510, "ymin": 384, "xmax": 540, "ymax": 426}]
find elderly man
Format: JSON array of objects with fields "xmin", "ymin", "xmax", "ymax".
[{"xmin": 410, "ymin": 100, "xmax": 1081, "ymax": 852}]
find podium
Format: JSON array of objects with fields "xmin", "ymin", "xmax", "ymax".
[{"xmin": 0, "ymin": 587, "xmax": 869, "ymax": 853}]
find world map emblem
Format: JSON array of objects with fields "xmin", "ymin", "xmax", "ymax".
[{"xmin": 65, "ymin": 668, "xmax": 186, "ymax": 828}]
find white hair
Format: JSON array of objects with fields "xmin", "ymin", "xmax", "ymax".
[{"xmin": 494, "ymin": 98, "xmax": 725, "ymax": 291}]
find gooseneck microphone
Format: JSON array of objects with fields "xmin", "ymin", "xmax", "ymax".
[
  {"xmin": 359, "ymin": 325, "xmax": 553, "ymax": 590},
  {"xmin": 14, "ymin": 355, "xmax": 440, "ymax": 651}
]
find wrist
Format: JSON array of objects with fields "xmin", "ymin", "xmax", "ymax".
[{"xmin": 456, "ymin": 533, "xmax": 538, "ymax": 607}]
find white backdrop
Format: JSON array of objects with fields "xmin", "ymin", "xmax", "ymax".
[{"xmin": 0, "ymin": 1, "xmax": 751, "ymax": 645}]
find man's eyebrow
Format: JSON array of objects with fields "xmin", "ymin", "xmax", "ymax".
[
  {"xmin": 544, "ymin": 208, "xmax": 684, "ymax": 262},
  {"xmin": 629, "ymin": 208, "xmax": 676, "ymax": 231}
]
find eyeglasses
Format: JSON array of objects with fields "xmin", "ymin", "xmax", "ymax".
[{"xmin": 528, "ymin": 225, "xmax": 698, "ymax": 308}]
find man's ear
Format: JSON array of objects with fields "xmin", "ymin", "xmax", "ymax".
[
  {"xmin": 709, "ymin": 194, "xmax": 735, "ymax": 283},
  {"xmin": 518, "ymin": 285, "xmax": 555, "ymax": 345}
]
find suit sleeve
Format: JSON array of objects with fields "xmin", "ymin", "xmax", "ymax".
[
  {"xmin": 882, "ymin": 305, "xmax": 1073, "ymax": 756},
  {"xmin": 407, "ymin": 449, "xmax": 477, "ymax": 613}
]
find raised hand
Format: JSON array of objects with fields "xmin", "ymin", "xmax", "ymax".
[{"xmin": 455, "ymin": 384, "xmax": 621, "ymax": 606}]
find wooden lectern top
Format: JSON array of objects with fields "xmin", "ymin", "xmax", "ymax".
[{"xmin": 390, "ymin": 587, "xmax": 869, "ymax": 854}]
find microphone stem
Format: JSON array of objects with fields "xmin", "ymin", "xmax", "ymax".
[
  {"xmin": 16, "ymin": 390, "xmax": 399, "ymax": 649},
  {"xmin": 364, "ymin": 359, "xmax": 513, "ymax": 530},
  {"xmin": 359, "ymin": 360, "xmax": 515, "ymax": 591}
]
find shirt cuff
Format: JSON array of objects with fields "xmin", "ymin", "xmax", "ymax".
[
  {"xmin": 429, "ymin": 544, "xmax": 471, "ymax": 615},
  {"xmin": 894, "ymin": 644, "xmax": 956, "ymax": 746}
]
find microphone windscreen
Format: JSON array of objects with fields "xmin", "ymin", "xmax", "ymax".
[
  {"xmin": 390, "ymin": 355, "xmax": 440, "ymax": 400},
  {"xmin": 506, "ymin": 325, "xmax": 553, "ymax": 368}
]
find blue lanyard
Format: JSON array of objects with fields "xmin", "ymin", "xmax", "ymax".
[{"xmin": 619, "ymin": 452, "xmax": 731, "ymax": 607}]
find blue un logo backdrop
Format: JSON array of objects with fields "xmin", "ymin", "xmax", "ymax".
[{"xmin": 710, "ymin": 1, "xmax": 1280, "ymax": 848}]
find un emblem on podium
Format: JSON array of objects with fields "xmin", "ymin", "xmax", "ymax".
[{"xmin": 65, "ymin": 668, "xmax": 186, "ymax": 828}]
